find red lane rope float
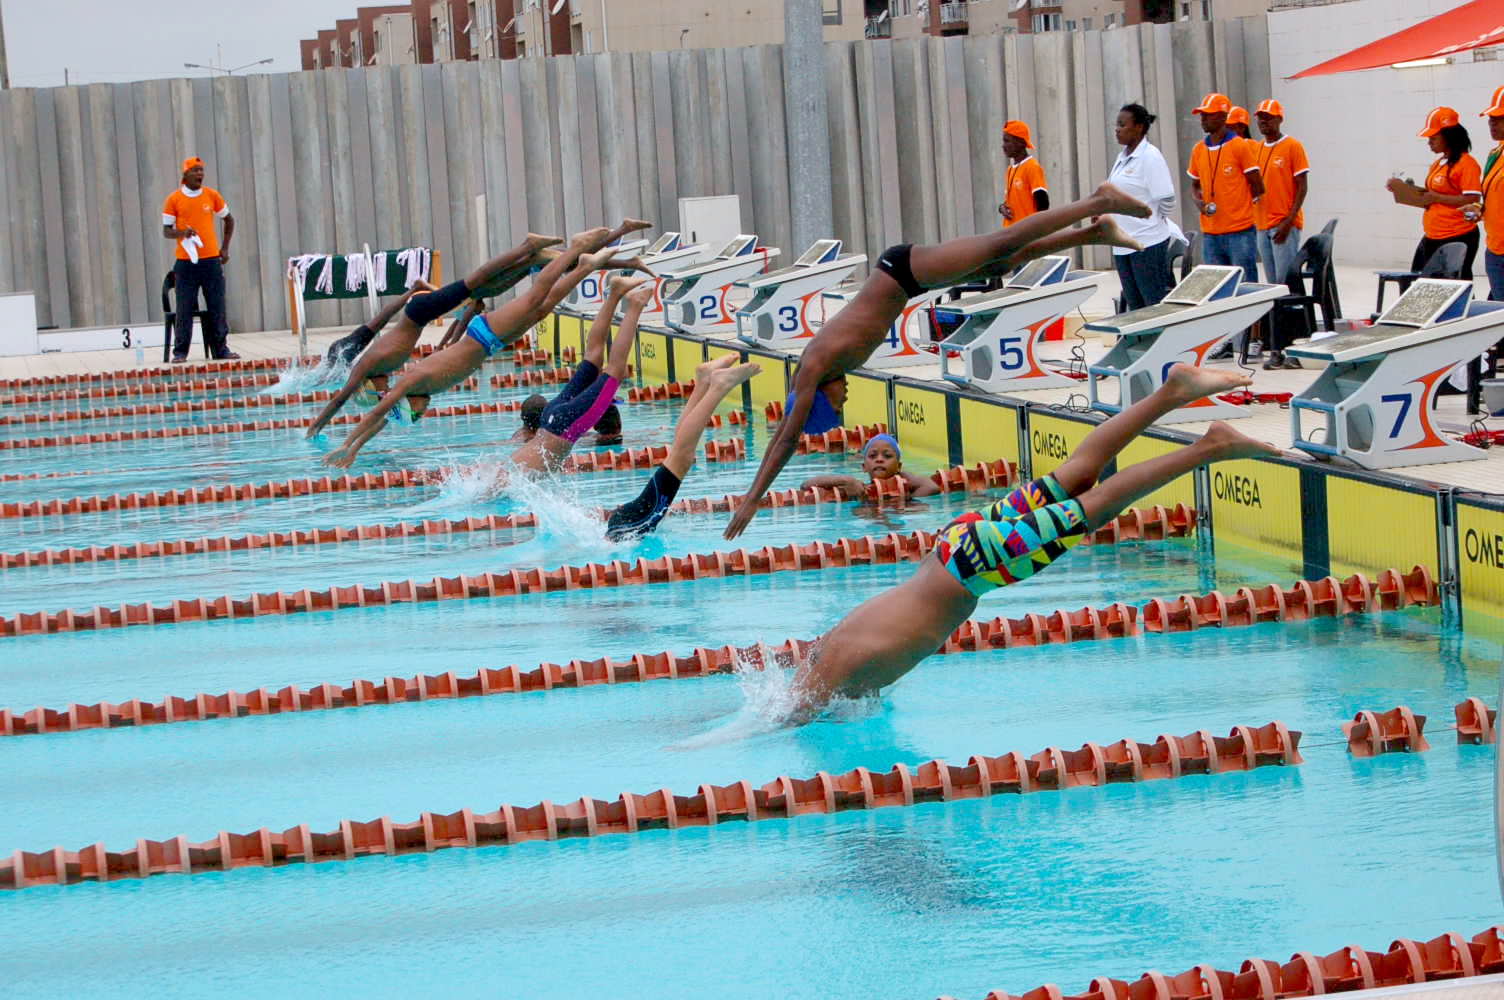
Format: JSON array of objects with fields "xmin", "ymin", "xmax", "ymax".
[
  {"xmin": 0, "ymin": 398, "xmax": 530, "ymax": 452},
  {"xmin": 0, "ymin": 373, "xmax": 287, "ymax": 404},
  {"xmin": 0, "ymin": 375, "xmax": 526, "ymax": 426},
  {"xmin": 1, "ymin": 564, "xmax": 1426, "ymax": 737},
  {"xmin": 1456, "ymin": 697, "xmax": 1497, "ymax": 744},
  {"xmin": 1343, "ymin": 706, "xmax": 1431, "ymax": 756},
  {"xmin": 942, "ymin": 926, "xmax": 1504, "ymax": 1000},
  {"xmin": 0, "ymin": 720, "xmax": 1301, "ymax": 889},
  {"xmin": 627, "ymin": 379, "xmax": 695, "ymax": 402},
  {"xmin": 0, "ymin": 424, "xmax": 911, "ymax": 520},
  {"xmin": 0, "ymin": 459, "xmax": 1021, "ymax": 567}
]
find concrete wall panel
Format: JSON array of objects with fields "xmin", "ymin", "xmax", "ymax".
[
  {"xmin": 53, "ymin": 87, "xmax": 95, "ymax": 325},
  {"xmin": 34, "ymin": 90, "xmax": 71, "ymax": 327},
  {"xmin": 825, "ymin": 42, "xmax": 865, "ymax": 261},
  {"xmin": 963, "ymin": 35, "xmax": 1006, "ymax": 237}
]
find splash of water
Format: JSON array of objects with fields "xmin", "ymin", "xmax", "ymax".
[
  {"xmin": 668, "ymin": 644, "xmax": 880, "ymax": 750},
  {"xmin": 261, "ymin": 356, "xmax": 351, "ymax": 396}
]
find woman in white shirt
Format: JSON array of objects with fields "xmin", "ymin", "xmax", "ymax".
[{"xmin": 1107, "ymin": 103, "xmax": 1181, "ymax": 311}]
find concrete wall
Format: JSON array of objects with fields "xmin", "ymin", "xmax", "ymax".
[
  {"xmin": 1271, "ymin": 0, "xmax": 1502, "ymax": 269},
  {"xmin": 0, "ymin": 20, "xmax": 1267, "ymax": 332}
]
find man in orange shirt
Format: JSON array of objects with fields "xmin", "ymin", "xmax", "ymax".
[
  {"xmin": 1187, "ymin": 93, "xmax": 1264, "ymax": 359},
  {"xmin": 161, "ymin": 157, "xmax": 236, "ymax": 361},
  {"xmin": 1478, "ymin": 87, "xmax": 1504, "ymax": 301},
  {"xmin": 999, "ymin": 121, "xmax": 1049, "ymax": 227}
]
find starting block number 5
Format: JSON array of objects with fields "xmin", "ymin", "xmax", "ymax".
[{"xmin": 998, "ymin": 336, "xmax": 1025, "ymax": 370}]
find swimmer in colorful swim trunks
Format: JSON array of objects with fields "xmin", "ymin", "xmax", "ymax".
[
  {"xmin": 724, "ymin": 182, "xmax": 1152, "ymax": 540},
  {"xmin": 321, "ymin": 227, "xmax": 652, "ymax": 468},
  {"xmin": 799, "ymin": 433, "xmax": 940, "ymax": 500},
  {"xmin": 786, "ymin": 364, "xmax": 1280, "ymax": 717},
  {"xmin": 506, "ymin": 274, "xmax": 656, "ymax": 476},
  {"xmin": 604, "ymin": 353, "xmax": 762, "ymax": 541}
]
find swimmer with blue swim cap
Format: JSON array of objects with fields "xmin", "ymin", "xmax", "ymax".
[{"xmin": 799, "ymin": 432, "xmax": 940, "ymax": 499}]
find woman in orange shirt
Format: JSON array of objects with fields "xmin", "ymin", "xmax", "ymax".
[{"xmin": 1390, "ymin": 107, "xmax": 1483, "ymax": 280}]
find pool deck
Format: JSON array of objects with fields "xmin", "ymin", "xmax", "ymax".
[{"xmin": 6, "ymin": 263, "xmax": 1504, "ymax": 496}]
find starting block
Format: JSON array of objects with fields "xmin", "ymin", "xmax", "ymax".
[
  {"xmin": 820, "ymin": 281, "xmax": 948, "ymax": 368},
  {"xmin": 560, "ymin": 235, "xmax": 652, "ymax": 314},
  {"xmin": 735, "ymin": 239, "xmax": 867, "ymax": 349},
  {"xmin": 622, "ymin": 234, "xmax": 713, "ymax": 320},
  {"xmin": 662, "ymin": 235, "xmax": 779, "ymax": 334},
  {"xmin": 1289, "ymin": 278, "xmax": 1504, "ymax": 469},
  {"xmin": 938, "ymin": 257, "xmax": 1101, "ymax": 392},
  {"xmin": 1086, "ymin": 265, "xmax": 1285, "ymax": 424}
]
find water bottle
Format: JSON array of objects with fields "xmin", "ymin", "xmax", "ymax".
[{"xmin": 134, "ymin": 343, "xmax": 145, "ymax": 366}]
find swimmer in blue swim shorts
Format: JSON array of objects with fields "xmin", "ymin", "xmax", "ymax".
[
  {"xmin": 322, "ymin": 223, "xmax": 653, "ymax": 469},
  {"xmin": 787, "ymin": 364, "xmax": 1281, "ymax": 716}
]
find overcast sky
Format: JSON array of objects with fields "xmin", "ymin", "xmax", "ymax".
[{"xmin": 3, "ymin": 0, "xmax": 368, "ymax": 88}]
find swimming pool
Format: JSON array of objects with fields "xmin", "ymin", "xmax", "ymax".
[{"xmin": 3, "ymin": 352, "xmax": 1499, "ymax": 1000}]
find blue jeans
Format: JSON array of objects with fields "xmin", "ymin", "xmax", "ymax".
[
  {"xmin": 1486, "ymin": 250, "xmax": 1504, "ymax": 302},
  {"xmin": 1257, "ymin": 226, "xmax": 1302, "ymax": 286},
  {"xmin": 1202, "ymin": 227, "xmax": 1259, "ymax": 351},
  {"xmin": 1113, "ymin": 238, "xmax": 1174, "ymax": 312}
]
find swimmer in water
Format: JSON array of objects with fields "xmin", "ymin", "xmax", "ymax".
[
  {"xmin": 798, "ymin": 433, "xmax": 940, "ymax": 499},
  {"xmin": 724, "ymin": 181, "xmax": 1152, "ymax": 541},
  {"xmin": 787, "ymin": 364, "xmax": 1280, "ymax": 718},
  {"xmin": 604, "ymin": 353, "xmax": 762, "ymax": 541},
  {"xmin": 321, "ymin": 226, "xmax": 654, "ymax": 468}
]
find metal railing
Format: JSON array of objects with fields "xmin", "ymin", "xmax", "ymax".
[
  {"xmin": 864, "ymin": 17, "xmax": 893, "ymax": 37},
  {"xmin": 939, "ymin": 1, "xmax": 969, "ymax": 24}
]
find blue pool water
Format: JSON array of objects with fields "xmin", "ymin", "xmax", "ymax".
[{"xmin": 3, "ymin": 359, "xmax": 1499, "ymax": 1000}]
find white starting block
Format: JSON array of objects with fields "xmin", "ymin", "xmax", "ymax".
[
  {"xmin": 1289, "ymin": 278, "xmax": 1504, "ymax": 469},
  {"xmin": 1086, "ymin": 265, "xmax": 1285, "ymax": 424},
  {"xmin": 662, "ymin": 235, "xmax": 779, "ymax": 334},
  {"xmin": 624, "ymin": 234, "xmax": 713, "ymax": 320},
  {"xmin": 735, "ymin": 239, "xmax": 867, "ymax": 348},
  {"xmin": 819, "ymin": 281, "xmax": 948, "ymax": 368},
  {"xmin": 560, "ymin": 236, "xmax": 652, "ymax": 314},
  {"xmin": 937, "ymin": 257, "xmax": 1101, "ymax": 392}
]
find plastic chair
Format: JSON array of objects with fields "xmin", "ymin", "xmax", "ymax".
[
  {"xmin": 160, "ymin": 270, "xmax": 214, "ymax": 363},
  {"xmin": 1373, "ymin": 239, "xmax": 1467, "ymax": 317},
  {"xmin": 1267, "ymin": 232, "xmax": 1339, "ymax": 352}
]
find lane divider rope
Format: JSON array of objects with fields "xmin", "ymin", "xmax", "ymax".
[
  {"xmin": 1, "ymin": 562, "xmax": 1429, "ymax": 737},
  {"xmin": 0, "ymin": 720, "xmax": 1303, "ymax": 889},
  {"xmin": 941, "ymin": 926, "xmax": 1504, "ymax": 1000},
  {"xmin": 0, "ymin": 424, "xmax": 899, "ymax": 519},
  {"xmin": 0, "ymin": 459, "xmax": 1023, "ymax": 568}
]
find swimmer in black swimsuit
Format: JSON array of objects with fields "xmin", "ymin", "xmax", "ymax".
[
  {"xmin": 323, "ymin": 281, "xmax": 435, "ymax": 372},
  {"xmin": 724, "ymin": 181, "xmax": 1153, "ymax": 541},
  {"xmin": 604, "ymin": 353, "xmax": 761, "ymax": 541}
]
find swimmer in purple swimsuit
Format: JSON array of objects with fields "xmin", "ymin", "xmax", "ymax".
[{"xmin": 321, "ymin": 223, "xmax": 652, "ymax": 469}]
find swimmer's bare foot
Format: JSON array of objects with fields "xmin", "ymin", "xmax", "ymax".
[
  {"xmin": 695, "ymin": 354, "xmax": 740, "ymax": 381},
  {"xmin": 620, "ymin": 218, "xmax": 653, "ymax": 234},
  {"xmin": 570, "ymin": 226, "xmax": 612, "ymax": 249},
  {"xmin": 526, "ymin": 233, "xmax": 564, "ymax": 251},
  {"xmin": 1093, "ymin": 181, "xmax": 1151, "ymax": 219},
  {"xmin": 710, "ymin": 361, "xmax": 761, "ymax": 389},
  {"xmin": 611, "ymin": 255, "xmax": 657, "ymax": 279},
  {"xmin": 609, "ymin": 273, "xmax": 653, "ymax": 295},
  {"xmin": 624, "ymin": 280, "xmax": 657, "ymax": 307},
  {"xmin": 409, "ymin": 278, "xmax": 436, "ymax": 295},
  {"xmin": 1199, "ymin": 420, "xmax": 1282, "ymax": 461},
  {"xmin": 1088, "ymin": 215, "xmax": 1143, "ymax": 253},
  {"xmin": 1163, "ymin": 362, "xmax": 1251, "ymax": 403}
]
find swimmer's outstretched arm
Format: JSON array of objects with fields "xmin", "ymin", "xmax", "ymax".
[
  {"xmin": 902, "ymin": 471, "xmax": 941, "ymax": 497},
  {"xmin": 370, "ymin": 281, "xmax": 431, "ymax": 334},
  {"xmin": 724, "ymin": 350, "xmax": 830, "ymax": 540}
]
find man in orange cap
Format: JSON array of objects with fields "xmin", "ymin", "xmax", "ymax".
[
  {"xmin": 161, "ymin": 157, "xmax": 237, "ymax": 361},
  {"xmin": 1479, "ymin": 87, "xmax": 1504, "ymax": 300},
  {"xmin": 999, "ymin": 121, "xmax": 1049, "ymax": 228},
  {"xmin": 1187, "ymin": 93, "xmax": 1264, "ymax": 360},
  {"xmin": 1253, "ymin": 99, "xmax": 1311, "ymax": 369}
]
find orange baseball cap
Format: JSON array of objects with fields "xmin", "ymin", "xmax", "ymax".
[
  {"xmin": 1227, "ymin": 106, "xmax": 1250, "ymax": 126},
  {"xmin": 1191, "ymin": 93, "xmax": 1232, "ymax": 115},
  {"xmin": 1419, "ymin": 106, "xmax": 1460, "ymax": 137},
  {"xmin": 1255, "ymin": 99, "xmax": 1285, "ymax": 118},
  {"xmin": 182, "ymin": 156, "xmax": 205, "ymax": 172},
  {"xmin": 1003, "ymin": 120, "xmax": 1034, "ymax": 148},
  {"xmin": 1482, "ymin": 86, "xmax": 1504, "ymax": 118}
]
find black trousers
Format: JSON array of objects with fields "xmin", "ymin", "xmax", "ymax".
[
  {"xmin": 173, "ymin": 257, "xmax": 231, "ymax": 358},
  {"xmin": 1410, "ymin": 227, "xmax": 1480, "ymax": 281}
]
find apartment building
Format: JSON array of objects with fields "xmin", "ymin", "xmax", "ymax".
[{"xmin": 299, "ymin": 0, "xmax": 1273, "ymax": 68}]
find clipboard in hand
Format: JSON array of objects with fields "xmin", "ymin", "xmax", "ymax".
[{"xmin": 1389, "ymin": 180, "xmax": 1429, "ymax": 208}]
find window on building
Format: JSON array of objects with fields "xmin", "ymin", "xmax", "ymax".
[
  {"xmin": 1031, "ymin": 12, "xmax": 1060, "ymax": 30},
  {"xmin": 1065, "ymin": 19, "xmax": 1076, "ymax": 29},
  {"xmin": 1104, "ymin": 13, "xmax": 1115, "ymax": 25},
  {"xmin": 823, "ymin": 0, "xmax": 843, "ymax": 24},
  {"xmin": 1200, "ymin": 0, "xmax": 1209, "ymax": 16},
  {"xmin": 1082, "ymin": 16, "xmax": 1091, "ymax": 28}
]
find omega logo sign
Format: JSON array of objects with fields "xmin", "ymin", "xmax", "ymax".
[
  {"xmin": 1464, "ymin": 527, "xmax": 1504, "ymax": 568},
  {"xmin": 896, "ymin": 400, "xmax": 927, "ymax": 426},
  {"xmin": 1212, "ymin": 470, "xmax": 1262, "ymax": 508},
  {"xmin": 1031, "ymin": 430, "xmax": 1068, "ymax": 460}
]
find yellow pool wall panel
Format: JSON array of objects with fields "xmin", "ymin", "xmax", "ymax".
[
  {"xmin": 1326, "ymin": 478, "xmax": 1439, "ymax": 581},
  {"xmin": 1208, "ymin": 459, "xmax": 1302, "ymax": 563},
  {"xmin": 1117, "ymin": 436, "xmax": 1196, "ymax": 512},
  {"xmin": 893, "ymin": 384, "xmax": 950, "ymax": 469},
  {"xmin": 1028, "ymin": 412, "xmax": 1095, "ymax": 480},
  {"xmin": 959, "ymin": 397, "xmax": 1020, "ymax": 468}
]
